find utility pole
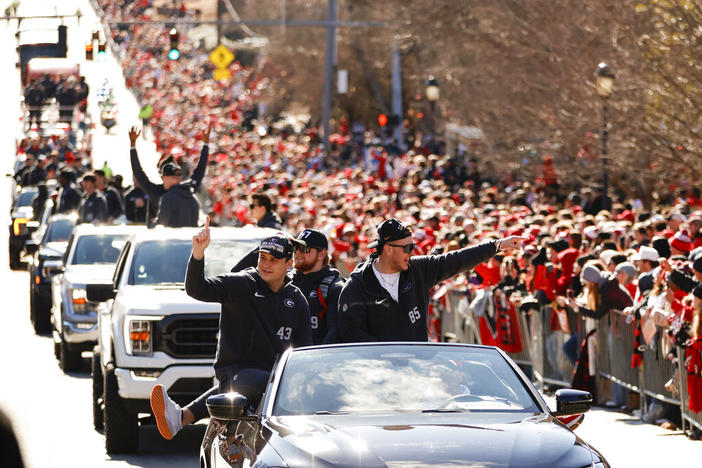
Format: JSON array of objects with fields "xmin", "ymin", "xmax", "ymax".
[
  {"xmin": 391, "ymin": 40, "xmax": 403, "ymax": 152},
  {"xmin": 216, "ymin": 0, "xmax": 222, "ymax": 44},
  {"xmin": 321, "ymin": 0, "xmax": 338, "ymax": 158}
]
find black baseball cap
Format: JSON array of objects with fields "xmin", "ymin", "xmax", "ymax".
[
  {"xmin": 368, "ymin": 218, "xmax": 413, "ymax": 249},
  {"xmin": 258, "ymin": 235, "xmax": 302, "ymax": 259},
  {"xmin": 297, "ymin": 229, "xmax": 328, "ymax": 250},
  {"xmin": 160, "ymin": 162, "xmax": 182, "ymax": 177}
]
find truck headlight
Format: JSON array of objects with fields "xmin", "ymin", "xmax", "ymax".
[
  {"xmin": 71, "ymin": 288, "xmax": 92, "ymax": 314},
  {"xmin": 123, "ymin": 316, "xmax": 162, "ymax": 356}
]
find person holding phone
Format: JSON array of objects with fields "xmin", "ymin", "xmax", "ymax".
[{"xmin": 338, "ymin": 217, "xmax": 527, "ymax": 342}]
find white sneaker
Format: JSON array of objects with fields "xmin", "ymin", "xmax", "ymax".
[{"xmin": 150, "ymin": 384, "xmax": 183, "ymax": 440}]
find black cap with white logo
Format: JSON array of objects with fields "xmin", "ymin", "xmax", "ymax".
[{"xmin": 368, "ymin": 218, "xmax": 412, "ymax": 249}]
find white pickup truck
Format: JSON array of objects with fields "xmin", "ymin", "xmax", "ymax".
[{"xmin": 87, "ymin": 225, "xmax": 273, "ymax": 453}]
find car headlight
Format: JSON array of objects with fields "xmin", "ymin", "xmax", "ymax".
[
  {"xmin": 71, "ymin": 288, "xmax": 93, "ymax": 314},
  {"xmin": 123, "ymin": 316, "xmax": 163, "ymax": 357}
]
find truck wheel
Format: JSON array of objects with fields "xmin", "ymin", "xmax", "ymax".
[
  {"xmin": 30, "ymin": 288, "xmax": 50, "ymax": 334},
  {"xmin": 9, "ymin": 245, "xmax": 20, "ymax": 270},
  {"xmin": 59, "ymin": 340, "xmax": 81, "ymax": 372},
  {"xmin": 103, "ymin": 366, "xmax": 138, "ymax": 453},
  {"xmin": 92, "ymin": 351, "xmax": 104, "ymax": 431}
]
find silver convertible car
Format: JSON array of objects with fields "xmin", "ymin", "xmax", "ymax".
[{"xmin": 202, "ymin": 342, "xmax": 608, "ymax": 468}]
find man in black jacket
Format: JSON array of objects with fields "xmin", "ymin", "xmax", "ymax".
[
  {"xmin": 155, "ymin": 162, "xmax": 200, "ymax": 227},
  {"xmin": 94, "ymin": 169, "xmax": 124, "ymax": 221},
  {"xmin": 55, "ymin": 169, "xmax": 83, "ymax": 214},
  {"xmin": 292, "ymin": 229, "xmax": 346, "ymax": 344},
  {"xmin": 150, "ymin": 223, "xmax": 311, "ymax": 440},
  {"xmin": 250, "ymin": 192, "xmax": 283, "ymax": 229},
  {"xmin": 78, "ymin": 173, "xmax": 108, "ymax": 224},
  {"xmin": 230, "ymin": 229, "xmax": 346, "ymax": 344},
  {"xmin": 338, "ymin": 218, "xmax": 526, "ymax": 342},
  {"xmin": 128, "ymin": 126, "xmax": 209, "ymax": 226}
]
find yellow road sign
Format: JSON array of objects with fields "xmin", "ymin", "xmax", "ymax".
[
  {"xmin": 209, "ymin": 44, "xmax": 235, "ymax": 69},
  {"xmin": 213, "ymin": 68, "xmax": 231, "ymax": 81}
]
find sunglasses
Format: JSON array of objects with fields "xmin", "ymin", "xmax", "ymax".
[{"xmin": 386, "ymin": 242, "xmax": 415, "ymax": 254}]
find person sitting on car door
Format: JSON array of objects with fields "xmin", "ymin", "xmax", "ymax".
[
  {"xmin": 338, "ymin": 217, "xmax": 527, "ymax": 342},
  {"xmin": 230, "ymin": 228, "xmax": 346, "ymax": 345},
  {"xmin": 150, "ymin": 221, "xmax": 312, "ymax": 440}
]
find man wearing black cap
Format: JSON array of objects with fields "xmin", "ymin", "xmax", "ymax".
[
  {"xmin": 78, "ymin": 173, "xmax": 108, "ymax": 224},
  {"xmin": 230, "ymin": 229, "xmax": 346, "ymax": 344},
  {"xmin": 292, "ymin": 229, "xmax": 346, "ymax": 344},
  {"xmin": 150, "ymin": 219, "xmax": 311, "ymax": 441},
  {"xmin": 338, "ymin": 218, "xmax": 526, "ymax": 342},
  {"xmin": 128, "ymin": 125, "xmax": 209, "ymax": 226}
]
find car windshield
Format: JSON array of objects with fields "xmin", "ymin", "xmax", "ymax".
[
  {"xmin": 128, "ymin": 238, "xmax": 259, "ymax": 285},
  {"xmin": 16, "ymin": 190, "xmax": 37, "ymax": 207},
  {"xmin": 44, "ymin": 218, "xmax": 75, "ymax": 243},
  {"xmin": 274, "ymin": 345, "xmax": 540, "ymax": 415},
  {"xmin": 70, "ymin": 234, "xmax": 128, "ymax": 265}
]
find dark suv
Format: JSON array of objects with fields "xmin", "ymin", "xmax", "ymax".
[{"xmin": 26, "ymin": 212, "xmax": 77, "ymax": 334}]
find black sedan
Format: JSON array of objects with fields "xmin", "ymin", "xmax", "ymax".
[{"xmin": 202, "ymin": 343, "xmax": 608, "ymax": 468}]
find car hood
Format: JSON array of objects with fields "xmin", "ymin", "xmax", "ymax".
[
  {"xmin": 118, "ymin": 286, "xmax": 221, "ymax": 313},
  {"xmin": 11, "ymin": 206, "xmax": 33, "ymax": 219},
  {"xmin": 266, "ymin": 413, "xmax": 603, "ymax": 468},
  {"xmin": 63, "ymin": 265, "xmax": 116, "ymax": 285}
]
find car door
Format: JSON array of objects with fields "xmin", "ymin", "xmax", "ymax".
[{"xmin": 99, "ymin": 241, "xmax": 131, "ymax": 367}]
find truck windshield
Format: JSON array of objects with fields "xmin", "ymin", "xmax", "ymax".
[
  {"xmin": 70, "ymin": 234, "xmax": 128, "ymax": 265},
  {"xmin": 128, "ymin": 239, "xmax": 260, "ymax": 286}
]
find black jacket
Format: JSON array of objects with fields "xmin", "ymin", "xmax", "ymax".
[
  {"xmin": 338, "ymin": 240, "xmax": 499, "ymax": 342},
  {"xmin": 124, "ymin": 186, "xmax": 153, "ymax": 223},
  {"xmin": 257, "ymin": 211, "xmax": 283, "ymax": 230},
  {"xmin": 130, "ymin": 144, "xmax": 209, "ymax": 212},
  {"xmin": 103, "ymin": 186, "xmax": 124, "ymax": 219},
  {"xmin": 56, "ymin": 182, "xmax": 83, "ymax": 213},
  {"xmin": 185, "ymin": 258, "xmax": 312, "ymax": 378},
  {"xmin": 79, "ymin": 191, "xmax": 108, "ymax": 224},
  {"xmin": 156, "ymin": 184, "xmax": 199, "ymax": 227},
  {"xmin": 291, "ymin": 266, "xmax": 346, "ymax": 345}
]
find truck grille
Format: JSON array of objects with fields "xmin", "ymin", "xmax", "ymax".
[{"xmin": 155, "ymin": 314, "xmax": 219, "ymax": 358}]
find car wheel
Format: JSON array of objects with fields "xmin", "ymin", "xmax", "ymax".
[
  {"xmin": 92, "ymin": 351, "xmax": 104, "ymax": 431},
  {"xmin": 103, "ymin": 365, "xmax": 138, "ymax": 453},
  {"xmin": 9, "ymin": 245, "xmax": 20, "ymax": 270},
  {"xmin": 59, "ymin": 340, "xmax": 81, "ymax": 372},
  {"xmin": 30, "ymin": 287, "xmax": 50, "ymax": 334}
]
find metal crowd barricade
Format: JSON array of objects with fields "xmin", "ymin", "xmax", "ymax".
[
  {"xmin": 599, "ymin": 310, "xmax": 640, "ymax": 392},
  {"xmin": 442, "ymin": 288, "xmax": 480, "ymax": 345},
  {"xmin": 529, "ymin": 305, "xmax": 577, "ymax": 387},
  {"xmin": 677, "ymin": 346, "xmax": 702, "ymax": 432},
  {"xmin": 641, "ymin": 332, "xmax": 680, "ymax": 407}
]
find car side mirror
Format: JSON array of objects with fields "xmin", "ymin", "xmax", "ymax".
[
  {"xmin": 25, "ymin": 220, "xmax": 40, "ymax": 233},
  {"xmin": 24, "ymin": 240, "xmax": 39, "ymax": 254},
  {"xmin": 86, "ymin": 283, "xmax": 116, "ymax": 302},
  {"xmin": 552, "ymin": 389, "xmax": 592, "ymax": 416},
  {"xmin": 206, "ymin": 393, "xmax": 257, "ymax": 421}
]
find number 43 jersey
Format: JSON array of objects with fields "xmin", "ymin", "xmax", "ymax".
[{"xmin": 185, "ymin": 257, "xmax": 312, "ymax": 375}]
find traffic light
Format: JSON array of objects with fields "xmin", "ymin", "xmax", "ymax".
[
  {"xmin": 168, "ymin": 28, "xmax": 180, "ymax": 60},
  {"xmin": 97, "ymin": 41, "xmax": 106, "ymax": 58},
  {"xmin": 377, "ymin": 113, "xmax": 388, "ymax": 127},
  {"xmin": 85, "ymin": 42, "xmax": 93, "ymax": 60}
]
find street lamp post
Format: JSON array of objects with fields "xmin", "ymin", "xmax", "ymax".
[
  {"xmin": 425, "ymin": 76, "xmax": 440, "ymax": 147},
  {"xmin": 595, "ymin": 62, "xmax": 615, "ymax": 212}
]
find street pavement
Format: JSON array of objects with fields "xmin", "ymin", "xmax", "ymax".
[{"xmin": 0, "ymin": 0, "xmax": 700, "ymax": 466}]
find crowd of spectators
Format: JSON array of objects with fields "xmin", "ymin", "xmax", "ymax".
[{"xmin": 95, "ymin": 0, "xmax": 702, "ymax": 438}]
